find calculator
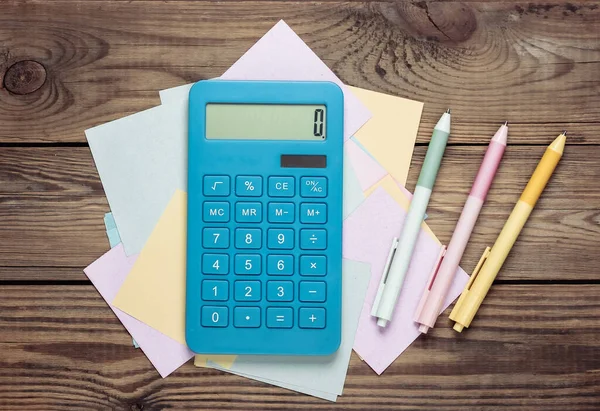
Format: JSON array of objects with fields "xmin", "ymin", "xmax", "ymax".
[{"xmin": 185, "ymin": 80, "xmax": 344, "ymax": 355}]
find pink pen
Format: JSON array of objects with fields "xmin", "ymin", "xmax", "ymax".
[{"xmin": 414, "ymin": 122, "xmax": 508, "ymax": 334}]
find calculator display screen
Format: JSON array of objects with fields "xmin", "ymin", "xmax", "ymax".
[{"xmin": 205, "ymin": 104, "xmax": 326, "ymax": 140}]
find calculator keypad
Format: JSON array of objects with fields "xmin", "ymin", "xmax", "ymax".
[{"xmin": 199, "ymin": 176, "xmax": 329, "ymax": 330}]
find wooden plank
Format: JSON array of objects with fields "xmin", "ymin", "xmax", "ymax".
[
  {"xmin": 1, "ymin": 2, "xmax": 599, "ymax": 143},
  {"xmin": 0, "ymin": 284, "xmax": 598, "ymax": 409},
  {"xmin": 0, "ymin": 146, "xmax": 597, "ymax": 280}
]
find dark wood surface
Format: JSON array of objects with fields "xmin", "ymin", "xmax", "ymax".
[{"xmin": 1, "ymin": 1, "xmax": 599, "ymax": 409}]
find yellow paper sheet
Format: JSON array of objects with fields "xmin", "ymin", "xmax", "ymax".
[
  {"xmin": 348, "ymin": 86, "xmax": 424, "ymax": 186},
  {"xmin": 194, "ymin": 354, "xmax": 237, "ymax": 369},
  {"xmin": 113, "ymin": 189, "xmax": 188, "ymax": 345}
]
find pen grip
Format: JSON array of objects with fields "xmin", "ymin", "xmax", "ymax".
[
  {"xmin": 470, "ymin": 141, "xmax": 506, "ymax": 201},
  {"xmin": 417, "ymin": 129, "xmax": 449, "ymax": 189}
]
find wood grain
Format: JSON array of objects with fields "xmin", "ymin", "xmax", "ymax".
[
  {"xmin": 0, "ymin": 284, "xmax": 598, "ymax": 410},
  {"xmin": 0, "ymin": 146, "xmax": 597, "ymax": 281},
  {"xmin": 1, "ymin": 1, "xmax": 599, "ymax": 143}
]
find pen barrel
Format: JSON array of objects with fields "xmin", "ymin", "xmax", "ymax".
[
  {"xmin": 416, "ymin": 195, "xmax": 484, "ymax": 328},
  {"xmin": 452, "ymin": 200, "xmax": 533, "ymax": 327},
  {"xmin": 520, "ymin": 147, "xmax": 562, "ymax": 207},
  {"xmin": 470, "ymin": 141, "xmax": 506, "ymax": 201},
  {"xmin": 376, "ymin": 185, "xmax": 431, "ymax": 321},
  {"xmin": 416, "ymin": 128, "xmax": 450, "ymax": 189}
]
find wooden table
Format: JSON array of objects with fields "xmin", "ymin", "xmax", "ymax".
[{"xmin": 1, "ymin": 1, "xmax": 599, "ymax": 409}]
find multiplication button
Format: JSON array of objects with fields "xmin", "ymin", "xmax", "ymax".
[
  {"xmin": 268, "ymin": 176, "xmax": 295, "ymax": 197},
  {"xmin": 300, "ymin": 255, "xmax": 326, "ymax": 276},
  {"xmin": 203, "ymin": 175, "xmax": 230, "ymax": 196}
]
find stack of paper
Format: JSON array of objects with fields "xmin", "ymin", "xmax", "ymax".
[{"xmin": 83, "ymin": 20, "xmax": 468, "ymax": 401}]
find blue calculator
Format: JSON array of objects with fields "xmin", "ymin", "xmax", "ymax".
[{"xmin": 185, "ymin": 80, "xmax": 344, "ymax": 355}]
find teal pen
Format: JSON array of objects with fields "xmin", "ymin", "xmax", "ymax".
[{"xmin": 371, "ymin": 109, "xmax": 451, "ymax": 327}]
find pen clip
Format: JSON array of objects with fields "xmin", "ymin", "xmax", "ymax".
[
  {"xmin": 426, "ymin": 245, "xmax": 447, "ymax": 291},
  {"xmin": 466, "ymin": 246, "xmax": 492, "ymax": 291},
  {"xmin": 371, "ymin": 237, "xmax": 399, "ymax": 316},
  {"xmin": 414, "ymin": 245, "xmax": 446, "ymax": 322},
  {"xmin": 449, "ymin": 246, "xmax": 491, "ymax": 322}
]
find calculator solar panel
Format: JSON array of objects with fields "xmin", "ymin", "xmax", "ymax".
[{"xmin": 186, "ymin": 80, "xmax": 344, "ymax": 355}]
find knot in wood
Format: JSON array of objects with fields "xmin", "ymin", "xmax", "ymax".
[{"xmin": 3, "ymin": 60, "xmax": 47, "ymax": 95}]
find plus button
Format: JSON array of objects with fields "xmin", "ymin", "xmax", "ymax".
[{"xmin": 309, "ymin": 314, "xmax": 317, "ymax": 322}]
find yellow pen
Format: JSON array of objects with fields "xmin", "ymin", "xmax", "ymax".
[{"xmin": 450, "ymin": 132, "xmax": 566, "ymax": 332}]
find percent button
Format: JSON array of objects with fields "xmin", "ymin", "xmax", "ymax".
[
  {"xmin": 300, "ymin": 177, "xmax": 327, "ymax": 198},
  {"xmin": 236, "ymin": 176, "xmax": 262, "ymax": 197}
]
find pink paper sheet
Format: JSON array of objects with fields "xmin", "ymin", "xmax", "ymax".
[
  {"xmin": 343, "ymin": 187, "xmax": 469, "ymax": 374},
  {"xmin": 84, "ymin": 244, "xmax": 193, "ymax": 377},
  {"xmin": 221, "ymin": 20, "xmax": 371, "ymax": 141}
]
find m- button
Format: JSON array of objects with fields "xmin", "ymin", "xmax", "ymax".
[{"xmin": 268, "ymin": 177, "xmax": 295, "ymax": 197}]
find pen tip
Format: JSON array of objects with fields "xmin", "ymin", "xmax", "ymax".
[
  {"xmin": 445, "ymin": 108, "xmax": 451, "ymax": 114},
  {"xmin": 504, "ymin": 121, "xmax": 508, "ymax": 126},
  {"xmin": 562, "ymin": 130, "xmax": 567, "ymax": 136}
]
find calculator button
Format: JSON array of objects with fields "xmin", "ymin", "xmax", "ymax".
[
  {"xmin": 234, "ymin": 307, "xmax": 261, "ymax": 328},
  {"xmin": 267, "ymin": 228, "xmax": 294, "ymax": 249},
  {"xmin": 201, "ymin": 306, "xmax": 228, "ymax": 327},
  {"xmin": 234, "ymin": 254, "xmax": 261, "ymax": 275},
  {"xmin": 236, "ymin": 176, "xmax": 262, "ymax": 197},
  {"xmin": 300, "ymin": 255, "xmax": 326, "ymax": 276},
  {"xmin": 299, "ymin": 281, "xmax": 327, "ymax": 303},
  {"xmin": 268, "ymin": 202, "xmax": 294, "ymax": 223},
  {"xmin": 202, "ymin": 280, "xmax": 229, "ymax": 301},
  {"xmin": 267, "ymin": 281, "xmax": 294, "ymax": 302},
  {"xmin": 234, "ymin": 280, "xmax": 261, "ymax": 302},
  {"xmin": 267, "ymin": 255, "xmax": 294, "ymax": 275},
  {"xmin": 203, "ymin": 228, "xmax": 230, "ymax": 249},
  {"xmin": 300, "ymin": 177, "xmax": 327, "ymax": 198},
  {"xmin": 268, "ymin": 176, "xmax": 295, "ymax": 197},
  {"xmin": 235, "ymin": 228, "xmax": 262, "ymax": 249},
  {"xmin": 299, "ymin": 308, "xmax": 326, "ymax": 329},
  {"xmin": 235, "ymin": 202, "xmax": 262, "ymax": 223},
  {"xmin": 266, "ymin": 307, "xmax": 293, "ymax": 329},
  {"xmin": 202, "ymin": 254, "xmax": 229, "ymax": 275},
  {"xmin": 203, "ymin": 175, "xmax": 230, "ymax": 197},
  {"xmin": 300, "ymin": 203, "xmax": 327, "ymax": 224},
  {"xmin": 203, "ymin": 201, "xmax": 230, "ymax": 223},
  {"xmin": 300, "ymin": 229, "xmax": 327, "ymax": 250}
]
